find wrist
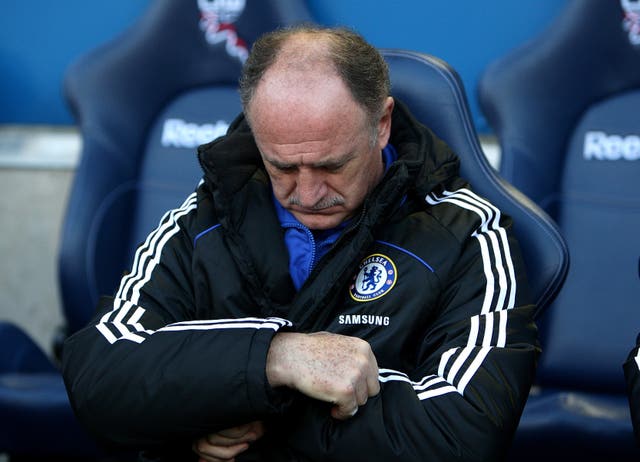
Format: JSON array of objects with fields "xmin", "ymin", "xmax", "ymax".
[{"xmin": 266, "ymin": 332, "xmax": 299, "ymax": 388}]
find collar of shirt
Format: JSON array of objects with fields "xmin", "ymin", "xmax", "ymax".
[{"xmin": 273, "ymin": 143, "xmax": 398, "ymax": 290}]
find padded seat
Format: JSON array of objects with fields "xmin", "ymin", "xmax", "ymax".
[{"xmin": 478, "ymin": 0, "xmax": 640, "ymax": 459}]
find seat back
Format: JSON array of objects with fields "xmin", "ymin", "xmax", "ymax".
[
  {"xmin": 60, "ymin": 0, "xmax": 314, "ymax": 335},
  {"xmin": 383, "ymin": 49, "xmax": 568, "ymax": 316},
  {"xmin": 478, "ymin": 0, "xmax": 640, "ymax": 393}
]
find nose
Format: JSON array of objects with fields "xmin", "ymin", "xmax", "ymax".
[{"xmin": 296, "ymin": 168, "xmax": 327, "ymax": 208}]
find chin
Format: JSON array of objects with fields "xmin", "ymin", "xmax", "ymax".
[{"xmin": 296, "ymin": 214, "xmax": 345, "ymax": 231}]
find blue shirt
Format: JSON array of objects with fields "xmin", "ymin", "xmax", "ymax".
[{"xmin": 273, "ymin": 144, "xmax": 398, "ymax": 290}]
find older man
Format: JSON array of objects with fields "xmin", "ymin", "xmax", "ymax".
[{"xmin": 63, "ymin": 26, "xmax": 539, "ymax": 461}]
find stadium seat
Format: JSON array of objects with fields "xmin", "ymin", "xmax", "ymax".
[
  {"xmin": 0, "ymin": 0, "xmax": 314, "ymax": 457},
  {"xmin": 478, "ymin": 0, "xmax": 640, "ymax": 459},
  {"xmin": 384, "ymin": 49, "xmax": 568, "ymax": 318}
]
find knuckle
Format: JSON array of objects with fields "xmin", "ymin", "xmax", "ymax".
[
  {"xmin": 342, "ymin": 381, "xmax": 356, "ymax": 396},
  {"xmin": 356, "ymin": 337, "xmax": 371, "ymax": 350}
]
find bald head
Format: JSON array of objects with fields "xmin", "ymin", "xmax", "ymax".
[
  {"xmin": 248, "ymin": 35, "xmax": 364, "ymax": 142},
  {"xmin": 239, "ymin": 26, "xmax": 391, "ymax": 137},
  {"xmin": 259, "ymin": 30, "xmax": 337, "ymax": 78}
]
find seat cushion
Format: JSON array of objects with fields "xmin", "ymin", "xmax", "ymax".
[
  {"xmin": 0, "ymin": 372, "xmax": 102, "ymax": 455},
  {"xmin": 509, "ymin": 388, "xmax": 640, "ymax": 461}
]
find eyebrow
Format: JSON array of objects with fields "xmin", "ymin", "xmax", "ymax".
[{"xmin": 263, "ymin": 151, "xmax": 357, "ymax": 170}]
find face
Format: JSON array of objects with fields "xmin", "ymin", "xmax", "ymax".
[{"xmin": 248, "ymin": 70, "xmax": 394, "ymax": 230}]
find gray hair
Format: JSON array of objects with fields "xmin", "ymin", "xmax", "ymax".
[{"xmin": 239, "ymin": 25, "xmax": 391, "ymax": 143}]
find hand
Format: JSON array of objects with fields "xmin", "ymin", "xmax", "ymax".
[
  {"xmin": 266, "ymin": 331, "xmax": 380, "ymax": 419},
  {"xmin": 193, "ymin": 421, "xmax": 265, "ymax": 462}
]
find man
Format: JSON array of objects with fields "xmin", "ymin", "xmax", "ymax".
[{"xmin": 63, "ymin": 26, "xmax": 539, "ymax": 461}]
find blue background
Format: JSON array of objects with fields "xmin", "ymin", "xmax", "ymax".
[{"xmin": 0, "ymin": 0, "xmax": 567, "ymax": 133}]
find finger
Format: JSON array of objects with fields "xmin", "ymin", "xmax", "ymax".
[
  {"xmin": 206, "ymin": 423, "xmax": 261, "ymax": 446},
  {"xmin": 194, "ymin": 439, "xmax": 249, "ymax": 461},
  {"xmin": 330, "ymin": 388, "xmax": 360, "ymax": 420},
  {"xmin": 334, "ymin": 362, "xmax": 376, "ymax": 417},
  {"xmin": 354, "ymin": 375, "xmax": 371, "ymax": 406},
  {"xmin": 206, "ymin": 432, "xmax": 251, "ymax": 447},
  {"xmin": 217, "ymin": 422, "xmax": 254, "ymax": 439},
  {"xmin": 366, "ymin": 354, "xmax": 381, "ymax": 397},
  {"xmin": 366, "ymin": 370, "xmax": 380, "ymax": 397},
  {"xmin": 331, "ymin": 402, "xmax": 359, "ymax": 420},
  {"xmin": 247, "ymin": 420, "xmax": 265, "ymax": 439}
]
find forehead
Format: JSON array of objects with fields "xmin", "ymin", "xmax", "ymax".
[{"xmin": 249, "ymin": 71, "xmax": 368, "ymax": 147}]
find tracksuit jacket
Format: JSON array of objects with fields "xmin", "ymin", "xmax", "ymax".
[{"xmin": 62, "ymin": 101, "xmax": 540, "ymax": 461}]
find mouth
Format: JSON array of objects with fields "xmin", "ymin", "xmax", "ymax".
[
  {"xmin": 290, "ymin": 208, "xmax": 348, "ymax": 230},
  {"xmin": 291, "ymin": 202, "xmax": 345, "ymax": 215}
]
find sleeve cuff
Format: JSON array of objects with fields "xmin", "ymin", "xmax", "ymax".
[{"xmin": 246, "ymin": 322, "xmax": 296, "ymax": 416}]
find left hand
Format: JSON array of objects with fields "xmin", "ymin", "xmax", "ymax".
[
  {"xmin": 193, "ymin": 421, "xmax": 265, "ymax": 462},
  {"xmin": 266, "ymin": 331, "xmax": 380, "ymax": 420}
]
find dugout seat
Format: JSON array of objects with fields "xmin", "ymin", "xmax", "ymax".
[
  {"xmin": 0, "ymin": 0, "xmax": 314, "ymax": 457},
  {"xmin": 477, "ymin": 0, "xmax": 640, "ymax": 460},
  {"xmin": 384, "ymin": 49, "xmax": 568, "ymax": 318}
]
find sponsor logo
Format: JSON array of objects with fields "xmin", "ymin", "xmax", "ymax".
[
  {"xmin": 198, "ymin": 0, "xmax": 248, "ymax": 63},
  {"xmin": 583, "ymin": 130, "xmax": 640, "ymax": 160},
  {"xmin": 338, "ymin": 314, "xmax": 391, "ymax": 326},
  {"xmin": 621, "ymin": 0, "xmax": 640, "ymax": 46},
  {"xmin": 161, "ymin": 118, "xmax": 229, "ymax": 148},
  {"xmin": 349, "ymin": 253, "xmax": 397, "ymax": 302}
]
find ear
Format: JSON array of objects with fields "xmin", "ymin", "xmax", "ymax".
[{"xmin": 376, "ymin": 97, "xmax": 395, "ymax": 150}]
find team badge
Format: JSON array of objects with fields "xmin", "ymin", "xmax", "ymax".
[
  {"xmin": 621, "ymin": 0, "xmax": 640, "ymax": 46},
  {"xmin": 349, "ymin": 254, "xmax": 397, "ymax": 302},
  {"xmin": 198, "ymin": 0, "xmax": 249, "ymax": 63}
]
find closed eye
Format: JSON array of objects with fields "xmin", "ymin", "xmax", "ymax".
[
  {"xmin": 275, "ymin": 164, "xmax": 297, "ymax": 173},
  {"xmin": 321, "ymin": 163, "xmax": 346, "ymax": 173},
  {"xmin": 264, "ymin": 158, "xmax": 297, "ymax": 173},
  {"xmin": 262, "ymin": 151, "xmax": 355, "ymax": 173},
  {"xmin": 316, "ymin": 152, "xmax": 356, "ymax": 172}
]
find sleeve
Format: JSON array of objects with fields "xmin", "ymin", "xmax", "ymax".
[
  {"xmin": 624, "ymin": 334, "xmax": 640, "ymax": 444},
  {"xmin": 62, "ymin": 192, "xmax": 292, "ymax": 449},
  {"xmin": 277, "ymin": 187, "xmax": 540, "ymax": 462}
]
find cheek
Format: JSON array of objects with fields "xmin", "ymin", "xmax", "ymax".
[
  {"xmin": 269, "ymin": 178, "xmax": 290, "ymax": 199},
  {"xmin": 331, "ymin": 172, "xmax": 367, "ymax": 203}
]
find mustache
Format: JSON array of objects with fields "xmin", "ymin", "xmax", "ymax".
[{"xmin": 287, "ymin": 196, "xmax": 345, "ymax": 210}]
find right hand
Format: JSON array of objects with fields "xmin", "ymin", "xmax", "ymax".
[
  {"xmin": 266, "ymin": 331, "xmax": 380, "ymax": 420},
  {"xmin": 193, "ymin": 421, "xmax": 265, "ymax": 462}
]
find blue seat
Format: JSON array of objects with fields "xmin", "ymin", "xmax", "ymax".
[
  {"xmin": 384, "ymin": 50, "xmax": 568, "ymax": 317},
  {"xmin": 0, "ymin": 0, "xmax": 314, "ymax": 457},
  {"xmin": 478, "ymin": 0, "xmax": 640, "ymax": 459}
]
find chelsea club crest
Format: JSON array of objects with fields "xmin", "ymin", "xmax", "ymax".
[{"xmin": 349, "ymin": 254, "xmax": 397, "ymax": 302}]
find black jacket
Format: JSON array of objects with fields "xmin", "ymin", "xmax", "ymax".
[{"xmin": 63, "ymin": 102, "xmax": 539, "ymax": 461}]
